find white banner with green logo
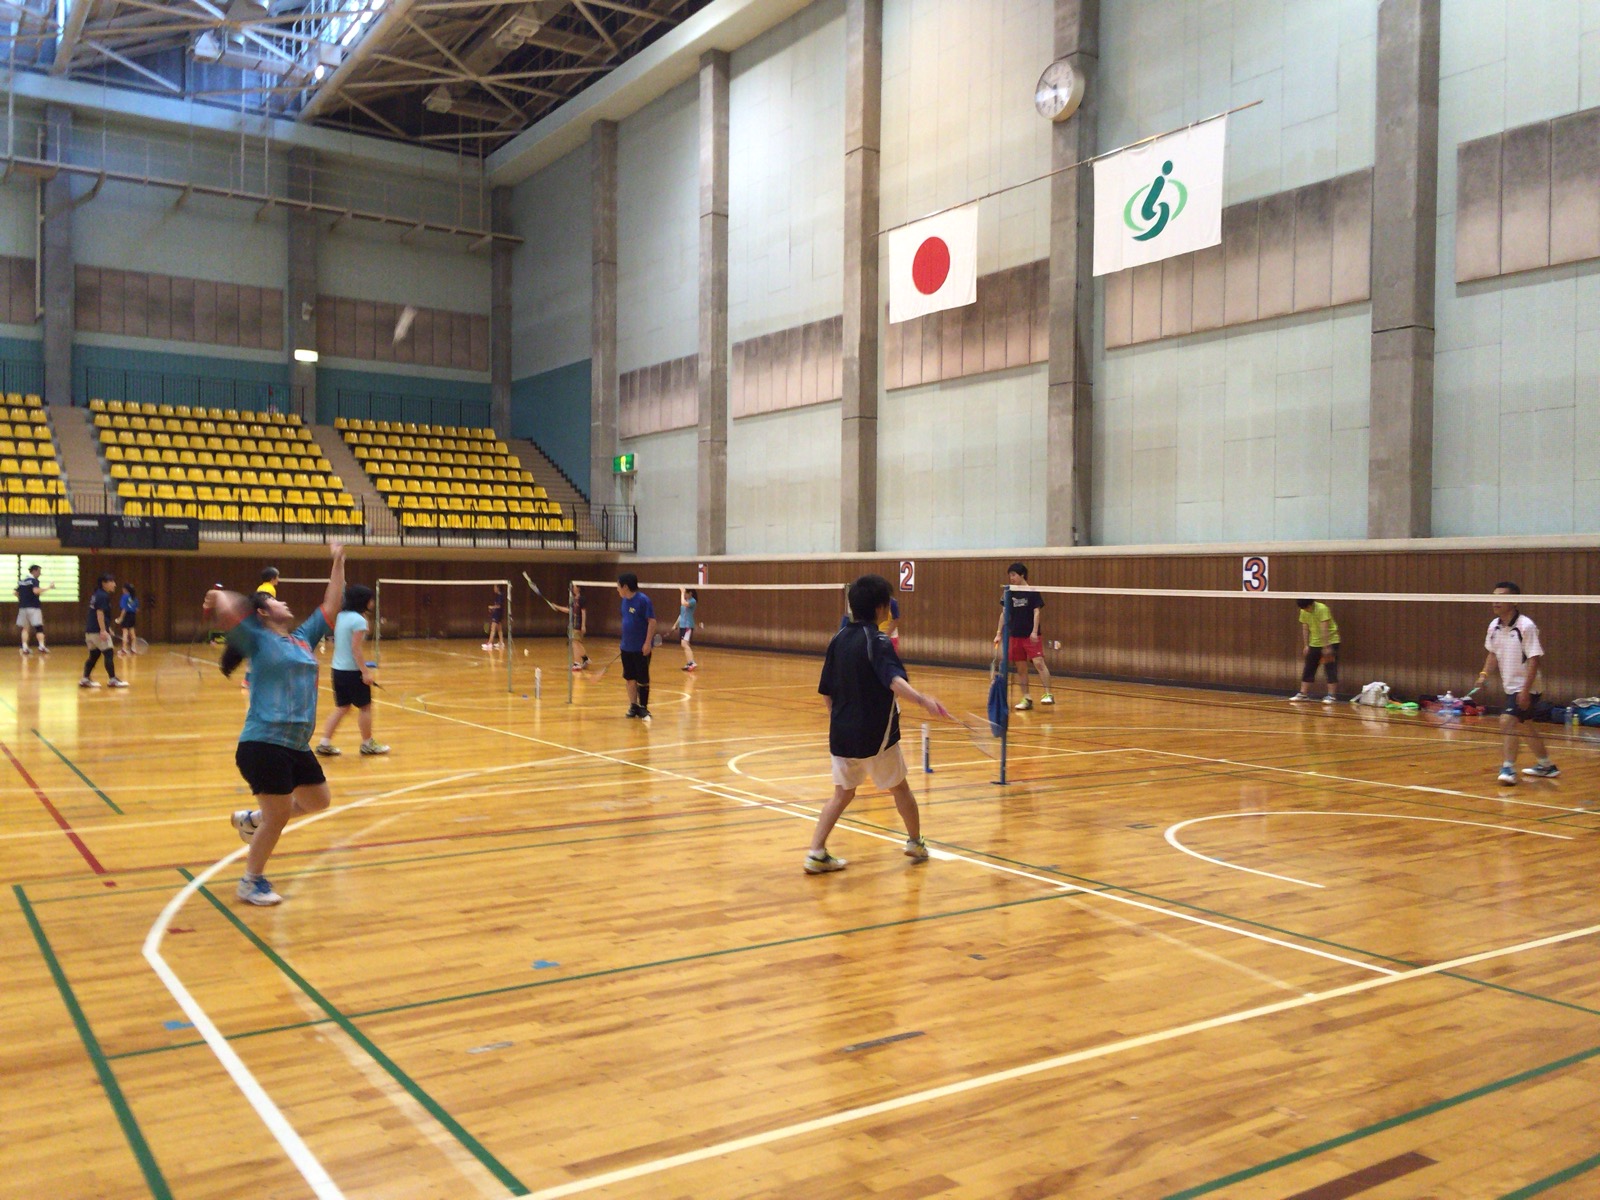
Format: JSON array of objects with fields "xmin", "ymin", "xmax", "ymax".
[{"xmin": 1092, "ymin": 117, "xmax": 1227, "ymax": 276}]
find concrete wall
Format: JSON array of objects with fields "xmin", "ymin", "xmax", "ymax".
[
  {"xmin": 509, "ymin": 145, "xmax": 592, "ymax": 380},
  {"xmin": 1433, "ymin": 0, "xmax": 1600, "ymax": 535},
  {"xmin": 622, "ymin": 426, "xmax": 697, "ymax": 557},
  {"xmin": 511, "ymin": 359, "xmax": 591, "ymax": 492},
  {"xmin": 617, "ymin": 79, "xmax": 700, "ymax": 374}
]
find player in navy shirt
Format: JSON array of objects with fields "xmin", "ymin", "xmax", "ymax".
[
  {"xmin": 80, "ymin": 573, "xmax": 126, "ymax": 688},
  {"xmin": 16, "ymin": 563, "xmax": 49, "ymax": 655},
  {"xmin": 617, "ymin": 573, "xmax": 657, "ymax": 719}
]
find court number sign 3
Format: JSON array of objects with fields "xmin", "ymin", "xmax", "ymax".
[{"xmin": 1241, "ymin": 556, "xmax": 1269, "ymax": 592}]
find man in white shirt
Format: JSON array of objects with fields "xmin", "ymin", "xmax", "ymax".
[{"xmin": 1477, "ymin": 582, "xmax": 1558, "ymax": 786}]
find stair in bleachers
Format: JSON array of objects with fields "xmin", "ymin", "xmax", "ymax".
[
  {"xmin": 503, "ymin": 436, "xmax": 588, "ymax": 512},
  {"xmin": 310, "ymin": 424, "xmax": 388, "ymax": 514},
  {"xmin": 50, "ymin": 405, "xmax": 105, "ymax": 510}
]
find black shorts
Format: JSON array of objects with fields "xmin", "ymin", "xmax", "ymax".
[
  {"xmin": 235, "ymin": 741, "xmax": 326, "ymax": 797},
  {"xmin": 621, "ymin": 649, "xmax": 651, "ymax": 684},
  {"xmin": 332, "ymin": 668, "xmax": 372, "ymax": 709},
  {"xmin": 118, "ymin": 613, "xmax": 136, "ymax": 629},
  {"xmin": 1503, "ymin": 692, "xmax": 1542, "ymax": 722},
  {"xmin": 488, "ymin": 609, "xmax": 505, "ymax": 623},
  {"xmin": 1302, "ymin": 643, "xmax": 1340, "ymax": 683}
]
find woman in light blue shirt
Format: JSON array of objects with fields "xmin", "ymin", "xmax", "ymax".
[
  {"xmin": 316, "ymin": 583, "xmax": 389, "ymax": 759},
  {"xmin": 206, "ymin": 542, "xmax": 345, "ymax": 907},
  {"xmin": 678, "ymin": 587, "xmax": 697, "ymax": 672}
]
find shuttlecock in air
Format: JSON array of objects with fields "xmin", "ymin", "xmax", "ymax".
[{"xmin": 394, "ymin": 305, "xmax": 417, "ymax": 343}]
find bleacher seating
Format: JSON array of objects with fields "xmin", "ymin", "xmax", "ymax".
[
  {"xmin": 336, "ymin": 417, "xmax": 573, "ymax": 535},
  {"xmin": 90, "ymin": 398, "xmax": 361, "ymax": 527},
  {"xmin": 0, "ymin": 392, "xmax": 70, "ymax": 516}
]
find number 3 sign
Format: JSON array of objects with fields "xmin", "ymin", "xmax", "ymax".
[{"xmin": 1241, "ymin": 556, "xmax": 1269, "ymax": 592}]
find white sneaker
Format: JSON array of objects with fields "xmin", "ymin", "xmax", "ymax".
[
  {"xmin": 904, "ymin": 836, "xmax": 930, "ymax": 862},
  {"xmin": 1289, "ymin": 692, "xmax": 1313, "ymax": 702},
  {"xmin": 231, "ymin": 809, "xmax": 259, "ymax": 842},
  {"xmin": 1322, "ymin": 694, "xmax": 1336, "ymax": 704},
  {"xmin": 237, "ymin": 875, "xmax": 281, "ymax": 906},
  {"xmin": 108, "ymin": 678, "xmax": 129, "ymax": 689},
  {"xmin": 19, "ymin": 647, "xmax": 28, "ymax": 656},
  {"xmin": 804, "ymin": 851, "xmax": 847, "ymax": 874},
  {"xmin": 78, "ymin": 678, "xmax": 100, "ymax": 688},
  {"xmin": 314, "ymin": 742, "xmax": 341, "ymax": 757},
  {"xmin": 360, "ymin": 739, "xmax": 390, "ymax": 755},
  {"xmin": 1014, "ymin": 697, "xmax": 1033, "ymax": 711}
]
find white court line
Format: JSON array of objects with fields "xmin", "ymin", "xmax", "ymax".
[
  {"xmin": 1165, "ymin": 811, "xmax": 1574, "ymax": 890},
  {"xmin": 522, "ymin": 920, "xmax": 1600, "ymax": 1199},
  {"xmin": 714, "ymin": 763, "xmax": 1395, "ymax": 978},
  {"xmin": 141, "ymin": 760, "xmax": 548, "ymax": 1200},
  {"xmin": 1145, "ymin": 747, "xmax": 1594, "ymax": 816}
]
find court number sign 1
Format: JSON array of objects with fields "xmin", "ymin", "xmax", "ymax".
[
  {"xmin": 1241, "ymin": 556, "xmax": 1269, "ymax": 592},
  {"xmin": 899, "ymin": 561, "xmax": 915, "ymax": 592},
  {"xmin": 697, "ymin": 563, "xmax": 707, "ymax": 585}
]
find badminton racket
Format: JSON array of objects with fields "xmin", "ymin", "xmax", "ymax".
[
  {"xmin": 582, "ymin": 651, "xmax": 623, "ymax": 680},
  {"xmin": 372, "ymin": 680, "xmax": 429, "ymax": 713},
  {"xmin": 131, "ymin": 636, "xmax": 150, "ymax": 655},
  {"xmin": 154, "ymin": 630, "xmax": 211, "ymax": 703},
  {"xmin": 521, "ymin": 571, "xmax": 564, "ymax": 613},
  {"xmin": 948, "ymin": 711, "xmax": 1003, "ymax": 761}
]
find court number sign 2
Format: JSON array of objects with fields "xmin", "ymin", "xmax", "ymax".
[
  {"xmin": 1241, "ymin": 556, "xmax": 1269, "ymax": 592},
  {"xmin": 899, "ymin": 561, "xmax": 915, "ymax": 592}
]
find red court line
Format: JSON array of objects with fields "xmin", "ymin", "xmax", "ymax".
[{"xmin": 0, "ymin": 738, "xmax": 109, "ymax": 877}]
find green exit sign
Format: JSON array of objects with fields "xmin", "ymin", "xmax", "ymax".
[{"xmin": 613, "ymin": 454, "xmax": 636, "ymax": 474}]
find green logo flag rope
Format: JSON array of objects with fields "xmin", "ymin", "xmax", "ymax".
[{"xmin": 1093, "ymin": 117, "xmax": 1227, "ymax": 275}]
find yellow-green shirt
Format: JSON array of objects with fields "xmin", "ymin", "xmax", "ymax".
[{"xmin": 1299, "ymin": 602, "xmax": 1339, "ymax": 648}]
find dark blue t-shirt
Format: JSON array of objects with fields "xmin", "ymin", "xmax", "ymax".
[
  {"xmin": 1005, "ymin": 589, "xmax": 1044, "ymax": 638},
  {"xmin": 16, "ymin": 575, "xmax": 40, "ymax": 608},
  {"xmin": 86, "ymin": 589, "xmax": 114, "ymax": 634},
  {"xmin": 819, "ymin": 622, "xmax": 909, "ymax": 759},
  {"xmin": 620, "ymin": 591, "xmax": 654, "ymax": 652}
]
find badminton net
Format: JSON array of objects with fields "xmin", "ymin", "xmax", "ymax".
[{"xmin": 372, "ymin": 576, "xmax": 514, "ymax": 694}]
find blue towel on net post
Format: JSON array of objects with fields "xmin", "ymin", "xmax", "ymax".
[{"xmin": 987, "ymin": 670, "xmax": 1009, "ymax": 739}]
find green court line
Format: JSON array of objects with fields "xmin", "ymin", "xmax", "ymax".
[
  {"xmin": 32, "ymin": 729, "xmax": 123, "ymax": 814},
  {"xmin": 14, "ymin": 885, "xmax": 172, "ymax": 1200},
  {"xmin": 110, "ymin": 890, "xmax": 1076, "ymax": 1060},
  {"xmin": 1160, "ymin": 1040, "xmax": 1600, "ymax": 1199},
  {"xmin": 181, "ymin": 870, "xmax": 531, "ymax": 1196},
  {"xmin": 1499, "ymin": 1148, "xmax": 1600, "ymax": 1198}
]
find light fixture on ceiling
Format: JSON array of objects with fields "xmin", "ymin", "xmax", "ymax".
[{"xmin": 293, "ymin": 348, "xmax": 319, "ymax": 363}]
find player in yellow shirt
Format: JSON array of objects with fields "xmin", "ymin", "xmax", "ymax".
[{"xmin": 1290, "ymin": 599, "xmax": 1340, "ymax": 703}]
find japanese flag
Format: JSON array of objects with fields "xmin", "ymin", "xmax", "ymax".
[{"xmin": 888, "ymin": 204, "xmax": 978, "ymax": 324}]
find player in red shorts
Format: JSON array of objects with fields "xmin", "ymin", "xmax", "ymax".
[{"xmin": 993, "ymin": 561, "xmax": 1055, "ymax": 711}]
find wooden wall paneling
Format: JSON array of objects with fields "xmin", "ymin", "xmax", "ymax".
[
  {"xmin": 408, "ymin": 306, "xmax": 432, "ymax": 367},
  {"xmin": 1029, "ymin": 258, "xmax": 1050, "ymax": 364},
  {"xmin": 1256, "ymin": 190, "xmax": 1297, "ymax": 319},
  {"xmin": 170, "ymin": 276, "xmax": 196, "ymax": 342},
  {"xmin": 470, "ymin": 314, "xmax": 490, "ymax": 372},
  {"xmin": 1103, "ymin": 268, "xmax": 1132, "ymax": 349},
  {"xmin": 432, "ymin": 306, "xmax": 453, "ymax": 367},
  {"xmin": 1330, "ymin": 169, "xmax": 1373, "ymax": 304},
  {"xmin": 193, "ymin": 279, "xmax": 218, "ymax": 344},
  {"xmin": 236, "ymin": 284, "xmax": 260, "ymax": 349},
  {"xmin": 333, "ymin": 297, "xmax": 355, "ymax": 359},
  {"xmin": 1130, "ymin": 261, "xmax": 1163, "ymax": 343},
  {"xmin": 1222, "ymin": 200, "xmax": 1260, "ymax": 325},
  {"xmin": 1160, "ymin": 254, "xmax": 1194, "ymax": 338},
  {"xmin": 961, "ymin": 285, "xmax": 984, "ymax": 377},
  {"xmin": 372, "ymin": 302, "xmax": 397, "ymax": 362},
  {"xmin": 263, "ymin": 288, "xmax": 283, "ymax": 351},
  {"xmin": 453, "ymin": 312, "xmax": 474, "ymax": 371},
  {"xmin": 1190, "ymin": 241, "xmax": 1226, "ymax": 331},
  {"xmin": 618, "ymin": 369, "xmax": 636, "ymax": 439},
  {"xmin": 146, "ymin": 274, "xmax": 171, "ymax": 340},
  {"xmin": 315, "ymin": 294, "xmax": 335, "ymax": 355},
  {"xmin": 940, "ymin": 300, "xmax": 965, "ymax": 381},
  {"xmin": 898, "ymin": 314, "xmax": 924, "ymax": 389},
  {"xmin": 802, "ymin": 319, "xmax": 823, "ymax": 405},
  {"xmin": 8, "ymin": 256, "xmax": 33, "ymax": 325},
  {"xmin": 1550, "ymin": 108, "xmax": 1600, "ymax": 265},
  {"xmin": 773, "ymin": 329, "xmax": 792, "ymax": 410},
  {"xmin": 731, "ymin": 339, "xmax": 750, "ymax": 417},
  {"xmin": 883, "ymin": 311, "xmax": 904, "ymax": 391},
  {"xmin": 831, "ymin": 317, "xmax": 844, "ymax": 399},
  {"xmin": 1456, "ymin": 135, "xmax": 1503, "ymax": 282},
  {"xmin": 747, "ymin": 336, "xmax": 767, "ymax": 414},
  {"xmin": 123, "ymin": 271, "xmax": 149, "ymax": 338},
  {"xmin": 391, "ymin": 300, "xmax": 413, "ymax": 364},
  {"xmin": 1500, "ymin": 122, "xmax": 1552, "ymax": 274},
  {"xmin": 979, "ymin": 272, "xmax": 1006, "ymax": 374},
  {"xmin": 215, "ymin": 282, "xmax": 240, "ymax": 345},
  {"xmin": 1002, "ymin": 265, "xmax": 1031, "ymax": 367},
  {"xmin": 1292, "ymin": 179, "xmax": 1333, "ymax": 313},
  {"xmin": 352, "ymin": 300, "xmax": 376, "ymax": 362},
  {"xmin": 100, "ymin": 267, "xmax": 125, "ymax": 336},
  {"xmin": 75, "ymin": 266, "xmax": 100, "ymax": 331}
]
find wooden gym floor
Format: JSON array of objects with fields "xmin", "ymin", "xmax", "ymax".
[{"xmin": 2, "ymin": 635, "xmax": 1598, "ymax": 1199}]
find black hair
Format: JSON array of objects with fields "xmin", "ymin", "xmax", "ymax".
[
  {"xmin": 219, "ymin": 592, "xmax": 275, "ymax": 677},
  {"xmin": 1007, "ymin": 562, "xmax": 1028, "ymax": 578},
  {"xmin": 1296, "ymin": 598, "xmax": 1314, "ymax": 609},
  {"xmin": 618, "ymin": 572, "xmax": 638, "ymax": 591},
  {"xmin": 124, "ymin": 584, "xmax": 137, "ymax": 597},
  {"xmin": 1494, "ymin": 581, "xmax": 1521, "ymax": 595},
  {"xmin": 685, "ymin": 588, "xmax": 697, "ymax": 600},
  {"xmin": 27, "ymin": 563, "xmax": 39, "ymax": 573},
  {"xmin": 97, "ymin": 572, "xmax": 116, "ymax": 587},
  {"xmin": 848, "ymin": 574, "xmax": 892, "ymax": 622},
  {"xmin": 342, "ymin": 584, "xmax": 374, "ymax": 613},
  {"xmin": 260, "ymin": 567, "xmax": 280, "ymax": 583}
]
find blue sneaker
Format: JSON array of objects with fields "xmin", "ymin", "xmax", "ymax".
[
  {"xmin": 236, "ymin": 875, "xmax": 281, "ymax": 906},
  {"xmin": 1522, "ymin": 762, "xmax": 1560, "ymax": 779},
  {"xmin": 1497, "ymin": 765, "xmax": 1517, "ymax": 786}
]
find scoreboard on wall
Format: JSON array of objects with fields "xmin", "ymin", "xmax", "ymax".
[{"xmin": 56, "ymin": 515, "xmax": 199, "ymax": 551}]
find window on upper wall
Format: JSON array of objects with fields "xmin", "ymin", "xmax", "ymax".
[{"xmin": 1, "ymin": 555, "xmax": 82, "ymax": 600}]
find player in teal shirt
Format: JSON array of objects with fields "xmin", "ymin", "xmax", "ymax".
[{"xmin": 207, "ymin": 542, "xmax": 346, "ymax": 907}]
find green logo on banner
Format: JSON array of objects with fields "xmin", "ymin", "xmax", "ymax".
[{"xmin": 1123, "ymin": 160, "xmax": 1188, "ymax": 242}]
